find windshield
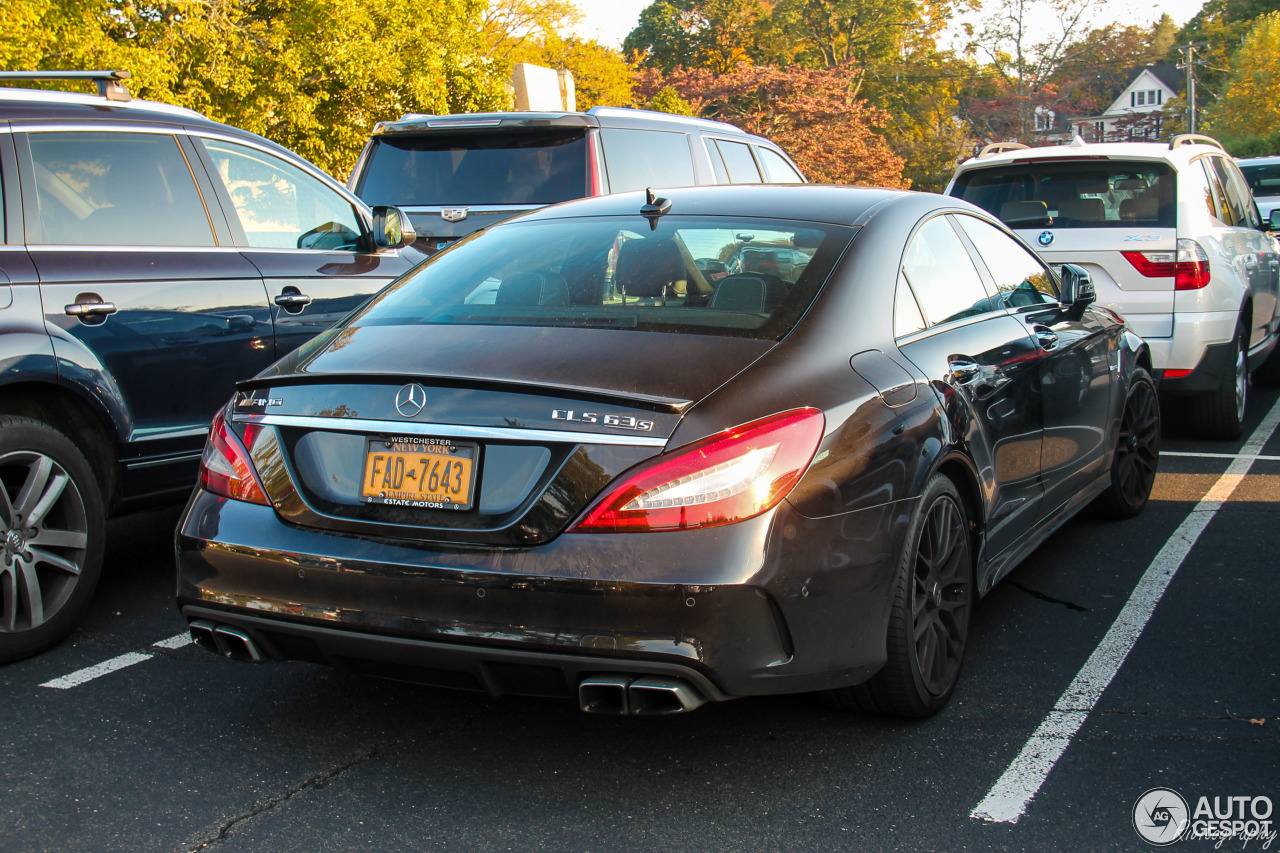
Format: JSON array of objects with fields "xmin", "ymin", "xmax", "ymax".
[
  {"xmin": 356, "ymin": 130, "xmax": 589, "ymax": 207},
  {"xmin": 1240, "ymin": 162, "xmax": 1280, "ymax": 199},
  {"xmin": 952, "ymin": 160, "xmax": 1176, "ymax": 229},
  {"xmin": 351, "ymin": 215, "xmax": 853, "ymax": 340}
]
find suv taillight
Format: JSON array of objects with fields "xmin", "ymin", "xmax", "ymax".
[
  {"xmin": 586, "ymin": 132, "xmax": 604, "ymax": 196},
  {"xmin": 1121, "ymin": 239, "xmax": 1211, "ymax": 290},
  {"xmin": 199, "ymin": 411, "xmax": 269, "ymax": 505},
  {"xmin": 569, "ymin": 409, "xmax": 824, "ymax": 533}
]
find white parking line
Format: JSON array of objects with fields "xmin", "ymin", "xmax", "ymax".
[
  {"xmin": 972, "ymin": 396, "xmax": 1280, "ymax": 824},
  {"xmin": 38, "ymin": 632, "xmax": 193, "ymax": 690},
  {"xmin": 1163, "ymin": 450, "xmax": 1280, "ymax": 461}
]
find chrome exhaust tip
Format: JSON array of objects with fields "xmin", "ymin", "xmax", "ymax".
[
  {"xmin": 578, "ymin": 674, "xmax": 634, "ymax": 714},
  {"xmin": 212, "ymin": 625, "xmax": 265, "ymax": 663},
  {"xmin": 627, "ymin": 677, "xmax": 707, "ymax": 715},
  {"xmin": 188, "ymin": 620, "xmax": 220, "ymax": 655}
]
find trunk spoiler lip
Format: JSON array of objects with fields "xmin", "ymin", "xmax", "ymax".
[{"xmin": 235, "ymin": 372, "xmax": 694, "ymax": 415}]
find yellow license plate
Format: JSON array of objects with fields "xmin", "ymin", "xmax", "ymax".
[{"xmin": 361, "ymin": 437, "xmax": 478, "ymax": 510}]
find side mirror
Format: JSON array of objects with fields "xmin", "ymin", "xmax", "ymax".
[
  {"xmin": 371, "ymin": 205, "xmax": 415, "ymax": 250},
  {"xmin": 1269, "ymin": 208, "xmax": 1280, "ymax": 232},
  {"xmin": 1059, "ymin": 263, "xmax": 1095, "ymax": 314}
]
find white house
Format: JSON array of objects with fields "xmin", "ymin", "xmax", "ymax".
[{"xmin": 1070, "ymin": 64, "xmax": 1182, "ymax": 142}]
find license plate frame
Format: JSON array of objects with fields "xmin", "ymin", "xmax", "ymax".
[{"xmin": 360, "ymin": 436, "xmax": 479, "ymax": 511}]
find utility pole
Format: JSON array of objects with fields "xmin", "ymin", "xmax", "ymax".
[{"xmin": 1176, "ymin": 42, "xmax": 1208, "ymax": 133}]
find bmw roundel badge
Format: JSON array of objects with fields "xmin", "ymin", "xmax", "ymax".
[{"xmin": 1038, "ymin": 231, "xmax": 1055, "ymax": 247}]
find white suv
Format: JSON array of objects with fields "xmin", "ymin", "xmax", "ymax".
[{"xmin": 947, "ymin": 135, "xmax": 1280, "ymax": 439}]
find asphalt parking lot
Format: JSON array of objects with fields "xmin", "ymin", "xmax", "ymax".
[{"xmin": 3, "ymin": 388, "xmax": 1278, "ymax": 853}]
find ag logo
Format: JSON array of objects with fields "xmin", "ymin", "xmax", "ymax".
[
  {"xmin": 1133, "ymin": 787, "xmax": 1190, "ymax": 845},
  {"xmin": 1038, "ymin": 231, "xmax": 1055, "ymax": 247},
  {"xmin": 440, "ymin": 208, "xmax": 469, "ymax": 222}
]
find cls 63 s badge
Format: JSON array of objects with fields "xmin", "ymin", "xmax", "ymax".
[{"xmin": 552, "ymin": 409, "xmax": 655, "ymax": 431}]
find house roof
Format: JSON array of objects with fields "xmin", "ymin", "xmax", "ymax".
[{"xmin": 1128, "ymin": 63, "xmax": 1183, "ymax": 94}]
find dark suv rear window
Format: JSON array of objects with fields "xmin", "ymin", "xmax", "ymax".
[
  {"xmin": 352, "ymin": 215, "xmax": 852, "ymax": 340},
  {"xmin": 355, "ymin": 130, "xmax": 588, "ymax": 206},
  {"xmin": 952, "ymin": 160, "xmax": 1176, "ymax": 229},
  {"xmin": 1240, "ymin": 162, "xmax": 1280, "ymax": 198}
]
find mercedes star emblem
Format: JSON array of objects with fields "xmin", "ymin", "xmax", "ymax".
[{"xmin": 395, "ymin": 383, "xmax": 428, "ymax": 418}]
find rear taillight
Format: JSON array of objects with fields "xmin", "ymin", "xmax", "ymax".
[
  {"xmin": 569, "ymin": 408, "xmax": 824, "ymax": 533},
  {"xmin": 1121, "ymin": 239, "xmax": 1210, "ymax": 290},
  {"xmin": 586, "ymin": 132, "xmax": 604, "ymax": 196},
  {"xmin": 199, "ymin": 411, "xmax": 269, "ymax": 505}
]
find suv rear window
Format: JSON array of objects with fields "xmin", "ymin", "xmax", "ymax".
[
  {"xmin": 355, "ymin": 130, "xmax": 588, "ymax": 207},
  {"xmin": 952, "ymin": 160, "xmax": 1176, "ymax": 229},
  {"xmin": 1240, "ymin": 162, "xmax": 1280, "ymax": 198},
  {"xmin": 353, "ymin": 216, "xmax": 852, "ymax": 340}
]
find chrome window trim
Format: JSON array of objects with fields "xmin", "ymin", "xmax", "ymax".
[
  {"xmin": 233, "ymin": 414, "xmax": 669, "ymax": 448},
  {"xmin": 26, "ymin": 244, "xmax": 244, "ymax": 253}
]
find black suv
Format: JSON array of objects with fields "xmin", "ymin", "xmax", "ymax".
[
  {"xmin": 0, "ymin": 71, "xmax": 418, "ymax": 662},
  {"xmin": 349, "ymin": 106, "xmax": 806, "ymax": 252}
]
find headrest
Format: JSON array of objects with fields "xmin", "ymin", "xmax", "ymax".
[
  {"xmin": 1000, "ymin": 200, "xmax": 1049, "ymax": 223},
  {"xmin": 709, "ymin": 274, "xmax": 788, "ymax": 314},
  {"xmin": 614, "ymin": 237, "xmax": 685, "ymax": 299},
  {"xmin": 495, "ymin": 271, "xmax": 569, "ymax": 306}
]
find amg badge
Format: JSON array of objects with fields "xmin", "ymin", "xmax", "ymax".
[{"xmin": 552, "ymin": 409, "xmax": 655, "ymax": 432}]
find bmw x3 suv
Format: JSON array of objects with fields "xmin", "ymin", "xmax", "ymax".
[
  {"xmin": 348, "ymin": 106, "xmax": 806, "ymax": 253},
  {"xmin": 947, "ymin": 134, "xmax": 1280, "ymax": 439},
  {"xmin": 0, "ymin": 71, "xmax": 417, "ymax": 663}
]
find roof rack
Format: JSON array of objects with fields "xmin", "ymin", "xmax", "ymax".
[
  {"xmin": 0, "ymin": 69, "xmax": 131, "ymax": 102},
  {"xmin": 1169, "ymin": 133, "xmax": 1223, "ymax": 151},
  {"xmin": 977, "ymin": 141, "xmax": 1029, "ymax": 159}
]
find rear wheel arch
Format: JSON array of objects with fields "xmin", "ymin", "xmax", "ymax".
[
  {"xmin": 932, "ymin": 455, "xmax": 983, "ymax": 566},
  {"xmin": 0, "ymin": 381, "xmax": 119, "ymax": 510}
]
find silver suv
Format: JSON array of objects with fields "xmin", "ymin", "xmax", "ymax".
[{"xmin": 947, "ymin": 135, "xmax": 1280, "ymax": 438}]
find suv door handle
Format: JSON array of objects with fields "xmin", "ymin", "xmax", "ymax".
[
  {"xmin": 274, "ymin": 292, "xmax": 312, "ymax": 309},
  {"xmin": 1034, "ymin": 327, "xmax": 1059, "ymax": 350},
  {"xmin": 64, "ymin": 301, "xmax": 117, "ymax": 318}
]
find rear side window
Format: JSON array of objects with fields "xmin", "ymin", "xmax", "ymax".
[
  {"xmin": 600, "ymin": 128, "xmax": 694, "ymax": 192},
  {"xmin": 952, "ymin": 160, "xmax": 1176, "ymax": 229},
  {"xmin": 1208, "ymin": 156, "xmax": 1260, "ymax": 229},
  {"xmin": 715, "ymin": 140, "xmax": 762, "ymax": 183},
  {"xmin": 355, "ymin": 130, "xmax": 588, "ymax": 206},
  {"xmin": 953, "ymin": 215, "xmax": 1058, "ymax": 306},
  {"xmin": 26, "ymin": 131, "xmax": 214, "ymax": 246},
  {"xmin": 901, "ymin": 217, "xmax": 993, "ymax": 327},
  {"xmin": 756, "ymin": 147, "xmax": 804, "ymax": 183},
  {"xmin": 352, "ymin": 215, "xmax": 853, "ymax": 341}
]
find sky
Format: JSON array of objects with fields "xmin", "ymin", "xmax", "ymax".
[{"xmin": 569, "ymin": 0, "xmax": 1210, "ymax": 50}]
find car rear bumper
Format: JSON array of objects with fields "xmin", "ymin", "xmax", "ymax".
[
  {"xmin": 1145, "ymin": 309, "xmax": 1237, "ymax": 374},
  {"xmin": 175, "ymin": 489, "xmax": 906, "ymax": 701}
]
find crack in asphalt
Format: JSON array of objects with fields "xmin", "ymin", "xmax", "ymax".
[
  {"xmin": 174, "ymin": 702, "xmax": 498, "ymax": 852},
  {"xmin": 1004, "ymin": 579, "xmax": 1092, "ymax": 611}
]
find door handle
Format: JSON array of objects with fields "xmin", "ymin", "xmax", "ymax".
[
  {"xmin": 948, "ymin": 358, "xmax": 981, "ymax": 382},
  {"xmin": 64, "ymin": 301, "xmax": 117, "ymax": 318},
  {"xmin": 274, "ymin": 292, "xmax": 312, "ymax": 308},
  {"xmin": 1034, "ymin": 327, "xmax": 1059, "ymax": 350}
]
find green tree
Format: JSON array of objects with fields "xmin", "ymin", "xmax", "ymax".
[
  {"xmin": 0, "ymin": 0, "xmax": 510, "ymax": 178},
  {"xmin": 644, "ymin": 85, "xmax": 697, "ymax": 115},
  {"xmin": 1203, "ymin": 11, "xmax": 1280, "ymax": 139},
  {"xmin": 624, "ymin": 0, "xmax": 769, "ymax": 73},
  {"xmin": 1176, "ymin": 0, "xmax": 1280, "ymax": 96}
]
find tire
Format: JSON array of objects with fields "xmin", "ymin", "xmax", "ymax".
[
  {"xmin": 0, "ymin": 416, "xmax": 105, "ymax": 664},
  {"xmin": 1092, "ymin": 368, "xmax": 1160, "ymax": 520},
  {"xmin": 1187, "ymin": 321, "xmax": 1247, "ymax": 440},
  {"xmin": 826, "ymin": 474, "xmax": 974, "ymax": 717}
]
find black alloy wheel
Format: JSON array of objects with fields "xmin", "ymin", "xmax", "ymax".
[
  {"xmin": 827, "ymin": 474, "xmax": 973, "ymax": 717},
  {"xmin": 1093, "ymin": 368, "xmax": 1160, "ymax": 519},
  {"xmin": 0, "ymin": 416, "xmax": 105, "ymax": 663}
]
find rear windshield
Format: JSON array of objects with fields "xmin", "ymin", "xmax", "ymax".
[
  {"xmin": 355, "ymin": 130, "xmax": 588, "ymax": 206},
  {"xmin": 952, "ymin": 159, "xmax": 1176, "ymax": 229},
  {"xmin": 352, "ymin": 215, "xmax": 853, "ymax": 340},
  {"xmin": 1240, "ymin": 162, "xmax": 1280, "ymax": 199}
]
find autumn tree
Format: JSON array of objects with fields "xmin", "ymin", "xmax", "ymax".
[
  {"xmin": 1176, "ymin": 0, "xmax": 1280, "ymax": 97},
  {"xmin": 635, "ymin": 65, "xmax": 907, "ymax": 187},
  {"xmin": 624, "ymin": 0, "xmax": 770, "ymax": 73},
  {"xmin": 1203, "ymin": 12, "xmax": 1280, "ymax": 140}
]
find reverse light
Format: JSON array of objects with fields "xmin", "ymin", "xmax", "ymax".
[
  {"xmin": 199, "ymin": 411, "xmax": 269, "ymax": 505},
  {"xmin": 570, "ymin": 408, "xmax": 825, "ymax": 533},
  {"xmin": 1121, "ymin": 239, "xmax": 1210, "ymax": 290}
]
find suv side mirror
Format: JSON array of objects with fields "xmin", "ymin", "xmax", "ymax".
[
  {"xmin": 371, "ymin": 206, "xmax": 415, "ymax": 250},
  {"xmin": 1269, "ymin": 209, "xmax": 1280, "ymax": 232},
  {"xmin": 1059, "ymin": 263, "xmax": 1096, "ymax": 315}
]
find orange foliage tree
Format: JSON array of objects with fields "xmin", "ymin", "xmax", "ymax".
[{"xmin": 635, "ymin": 64, "xmax": 908, "ymax": 188}]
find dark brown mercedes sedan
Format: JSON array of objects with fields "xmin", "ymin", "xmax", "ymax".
[{"xmin": 175, "ymin": 185, "xmax": 1160, "ymax": 717}]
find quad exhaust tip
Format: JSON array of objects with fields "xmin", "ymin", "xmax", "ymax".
[
  {"xmin": 188, "ymin": 620, "xmax": 265, "ymax": 663},
  {"xmin": 578, "ymin": 674, "xmax": 707, "ymax": 715}
]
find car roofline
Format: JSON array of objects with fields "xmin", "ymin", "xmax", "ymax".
[{"xmin": 0, "ymin": 86, "xmax": 206, "ymax": 120}]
